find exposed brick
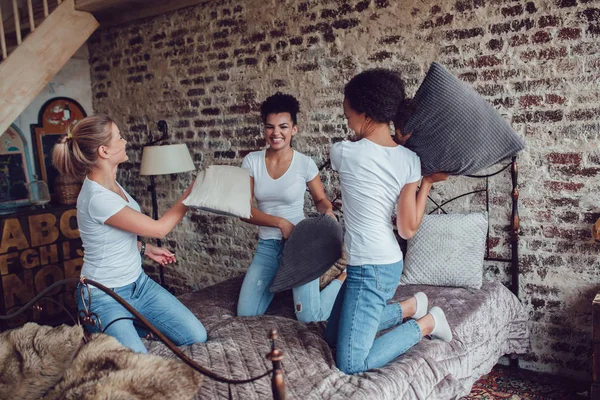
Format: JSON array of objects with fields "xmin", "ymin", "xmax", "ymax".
[
  {"xmin": 509, "ymin": 34, "xmax": 529, "ymax": 46},
  {"xmin": 332, "ymin": 18, "xmax": 360, "ymax": 29},
  {"xmin": 581, "ymin": 8, "xmax": 600, "ymax": 23},
  {"xmin": 214, "ymin": 151, "xmax": 236, "ymax": 158},
  {"xmin": 459, "ymin": 72, "xmax": 477, "ymax": 82},
  {"xmin": 526, "ymin": 2, "xmax": 537, "ymax": 13},
  {"xmin": 557, "ymin": 0, "xmax": 577, "ymax": 7},
  {"xmin": 502, "ymin": 5, "xmax": 523, "ymax": 17},
  {"xmin": 545, "ymin": 94, "xmax": 567, "ymax": 105},
  {"xmin": 270, "ymin": 28, "xmax": 286, "ymax": 38},
  {"xmin": 567, "ymin": 108, "xmax": 600, "ymax": 121},
  {"xmin": 472, "ymin": 55, "xmax": 502, "ymax": 68},
  {"xmin": 547, "ymin": 153, "xmax": 581, "ymax": 165},
  {"xmin": 379, "ymin": 35, "xmax": 401, "ymax": 45},
  {"xmin": 129, "ymin": 36, "xmax": 143, "ymax": 46},
  {"xmin": 445, "ymin": 27, "xmax": 484, "ymax": 40},
  {"xmin": 480, "ymin": 69, "xmax": 500, "ymax": 81},
  {"xmin": 491, "ymin": 18, "xmax": 534, "ymax": 34},
  {"xmin": 532, "ymin": 31, "xmax": 552, "ymax": 43},
  {"xmin": 519, "ymin": 95, "xmax": 543, "ymax": 108},
  {"xmin": 513, "ymin": 110, "xmax": 563, "ymax": 123},
  {"xmin": 187, "ymin": 88, "xmax": 205, "ymax": 97},
  {"xmin": 355, "ymin": 1, "xmax": 370, "ymax": 12},
  {"xmin": 539, "ymin": 15, "xmax": 561, "ymax": 28},
  {"xmin": 487, "ymin": 38, "xmax": 504, "ymax": 51},
  {"xmin": 538, "ymin": 47, "xmax": 568, "ymax": 60},
  {"xmin": 548, "ymin": 197, "xmax": 579, "ymax": 207},
  {"xmin": 544, "ymin": 181, "xmax": 585, "ymax": 192},
  {"xmin": 369, "ymin": 51, "xmax": 393, "ymax": 61},
  {"xmin": 296, "ymin": 62, "xmax": 319, "ymax": 71},
  {"xmin": 558, "ymin": 27, "xmax": 581, "ymax": 40}
]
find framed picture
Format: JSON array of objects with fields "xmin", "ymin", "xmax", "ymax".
[
  {"xmin": 0, "ymin": 125, "xmax": 35, "ymax": 210},
  {"xmin": 30, "ymin": 97, "xmax": 86, "ymax": 197}
]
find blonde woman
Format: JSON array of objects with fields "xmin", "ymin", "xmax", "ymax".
[{"xmin": 53, "ymin": 115, "xmax": 206, "ymax": 353}]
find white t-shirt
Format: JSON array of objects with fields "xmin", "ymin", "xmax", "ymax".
[
  {"xmin": 331, "ymin": 139, "xmax": 421, "ymax": 266},
  {"xmin": 242, "ymin": 150, "xmax": 319, "ymax": 240},
  {"xmin": 77, "ymin": 177, "xmax": 142, "ymax": 287}
]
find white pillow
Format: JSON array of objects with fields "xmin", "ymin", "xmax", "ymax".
[
  {"xmin": 183, "ymin": 165, "xmax": 251, "ymax": 218},
  {"xmin": 401, "ymin": 213, "xmax": 487, "ymax": 290}
]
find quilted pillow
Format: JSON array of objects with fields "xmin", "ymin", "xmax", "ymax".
[
  {"xmin": 404, "ymin": 62, "xmax": 525, "ymax": 176},
  {"xmin": 183, "ymin": 165, "xmax": 251, "ymax": 218},
  {"xmin": 401, "ymin": 213, "xmax": 487, "ymax": 290}
]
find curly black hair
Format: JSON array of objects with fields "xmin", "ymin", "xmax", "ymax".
[
  {"xmin": 344, "ymin": 68, "xmax": 413, "ymax": 130},
  {"xmin": 260, "ymin": 92, "xmax": 301, "ymax": 125}
]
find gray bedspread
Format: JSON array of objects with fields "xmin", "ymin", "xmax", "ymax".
[{"xmin": 146, "ymin": 277, "xmax": 529, "ymax": 399}]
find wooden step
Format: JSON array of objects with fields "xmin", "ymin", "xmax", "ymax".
[{"xmin": 0, "ymin": 0, "xmax": 99, "ymax": 134}]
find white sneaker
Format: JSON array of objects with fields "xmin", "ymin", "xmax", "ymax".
[
  {"xmin": 412, "ymin": 292, "xmax": 428, "ymax": 320},
  {"xmin": 429, "ymin": 306, "xmax": 453, "ymax": 342}
]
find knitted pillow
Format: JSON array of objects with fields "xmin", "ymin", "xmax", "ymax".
[
  {"xmin": 270, "ymin": 215, "xmax": 343, "ymax": 293},
  {"xmin": 401, "ymin": 213, "xmax": 487, "ymax": 290},
  {"xmin": 404, "ymin": 62, "xmax": 525, "ymax": 176},
  {"xmin": 183, "ymin": 165, "xmax": 251, "ymax": 218}
]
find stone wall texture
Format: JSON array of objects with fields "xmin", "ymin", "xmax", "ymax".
[{"xmin": 87, "ymin": 0, "xmax": 600, "ymax": 380}]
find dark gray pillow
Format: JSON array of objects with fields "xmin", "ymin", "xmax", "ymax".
[
  {"xmin": 270, "ymin": 215, "xmax": 343, "ymax": 293},
  {"xmin": 404, "ymin": 62, "xmax": 525, "ymax": 176}
]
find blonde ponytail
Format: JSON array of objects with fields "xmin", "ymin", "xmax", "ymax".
[{"xmin": 51, "ymin": 115, "xmax": 114, "ymax": 179}]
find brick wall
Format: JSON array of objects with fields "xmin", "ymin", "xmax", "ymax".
[{"xmin": 87, "ymin": 0, "xmax": 600, "ymax": 379}]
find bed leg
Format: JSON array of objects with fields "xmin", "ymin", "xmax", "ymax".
[
  {"xmin": 509, "ymin": 354, "xmax": 520, "ymax": 369},
  {"xmin": 267, "ymin": 328, "xmax": 286, "ymax": 400}
]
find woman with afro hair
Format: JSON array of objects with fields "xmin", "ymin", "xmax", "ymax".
[
  {"xmin": 324, "ymin": 69, "xmax": 453, "ymax": 374},
  {"xmin": 237, "ymin": 92, "xmax": 346, "ymax": 322}
]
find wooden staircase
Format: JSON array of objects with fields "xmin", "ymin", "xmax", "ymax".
[{"xmin": 0, "ymin": 0, "xmax": 98, "ymax": 135}]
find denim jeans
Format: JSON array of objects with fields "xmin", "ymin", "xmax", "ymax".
[
  {"xmin": 325, "ymin": 261, "xmax": 422, "ymax": 374},
  {"xmin": 237, "ymin": 239, "xmax": 343, "ymax": 322},
  {"xmin": 77, "ymin": 272, "xmax": 207, "ymax": 353}
]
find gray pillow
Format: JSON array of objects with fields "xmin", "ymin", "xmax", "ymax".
[
  {"xmin": 270, "ymin": 215, "xmax": 343, "ymax": 293},
  {"xmin": 401, "ymin": 213, "xmax": 487, "ymax": 290},
  {"xmin": 404, "ymin": 62, "xmax": 525, "ymax": 176}
]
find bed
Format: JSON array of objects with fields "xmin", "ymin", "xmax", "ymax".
[
  {"xmin": 0, "ymin": 157, "xmax": 529, "ymax": 400},
  {"xmin": 146, "ymin": 156, "xmax": 530, "ymax": 399}
]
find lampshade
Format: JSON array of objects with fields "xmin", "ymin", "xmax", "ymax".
[{"xmin": 140, "ymin": 144, "xmax": 195, "ymax": 176}]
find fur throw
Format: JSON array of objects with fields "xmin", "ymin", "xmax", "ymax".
[
  {"xmin": 0, "ymin": 323, "xmax": 83, "ymax": 400},
  {"xmin": 0, "ymin": 323, "xmax": 203, "ymax": 400}
]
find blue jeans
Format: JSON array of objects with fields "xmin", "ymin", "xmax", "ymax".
[
  {"xmin": 325, "ymin": 261, "xmax": 422, "ymax": 374},
  {"xmin": 77, "ymin": 272, "xmax": 207, "ymax": 353},
  {"xmin": 237, "ymin": 239, "xmax": 343, "ymax": 322}
]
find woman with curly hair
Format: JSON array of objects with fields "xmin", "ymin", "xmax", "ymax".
[
  {"xmin": 324, "ymin": 69, "xmax": 453, "ymax": 374},
  {"xmin": 237, "ymin": 92, "xmax": 346, "ymax": 322},
  {"xmin": 52, "ymin": 115, "xmax": 207, "ymax": 353}
]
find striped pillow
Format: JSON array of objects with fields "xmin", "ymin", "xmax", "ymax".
[{"xmin": 404, "ymin": 62, "xmax": 525, "ymax": 175}]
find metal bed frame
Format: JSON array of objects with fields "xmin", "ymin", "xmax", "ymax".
[{"xmin": 0, "ymin": 156, "xmax": 520, "ymax": 398}]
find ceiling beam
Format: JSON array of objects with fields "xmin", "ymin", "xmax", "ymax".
[
  {"xmin": 75, "ymin": 0, "xmax": 144, "ymax": 13},
  {"xmin": 75, "ymin": 0, "xmax": 207, "ymax": 27}
]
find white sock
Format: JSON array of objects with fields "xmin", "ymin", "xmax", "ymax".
[
  {"xmin": 412, "ymin": 292, "xmax": 428, "ymax": 320},
  {"xmin": 429, "ymin": 306, "xmax": 453, "ymax": 342}
]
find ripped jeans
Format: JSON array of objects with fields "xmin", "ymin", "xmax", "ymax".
[{"xmin": 237, "ymin": 239, "xmax": 343, "ymax": 322}]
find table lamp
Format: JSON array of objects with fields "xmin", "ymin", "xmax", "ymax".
[{"xmin": 140, "ymin": 123, "xmax": 195, "ymax": 286}]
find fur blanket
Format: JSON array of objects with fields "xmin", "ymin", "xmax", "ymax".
[{"xmin": 0, "ymin": 323, "xmax": 203, "ymax": 400}]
